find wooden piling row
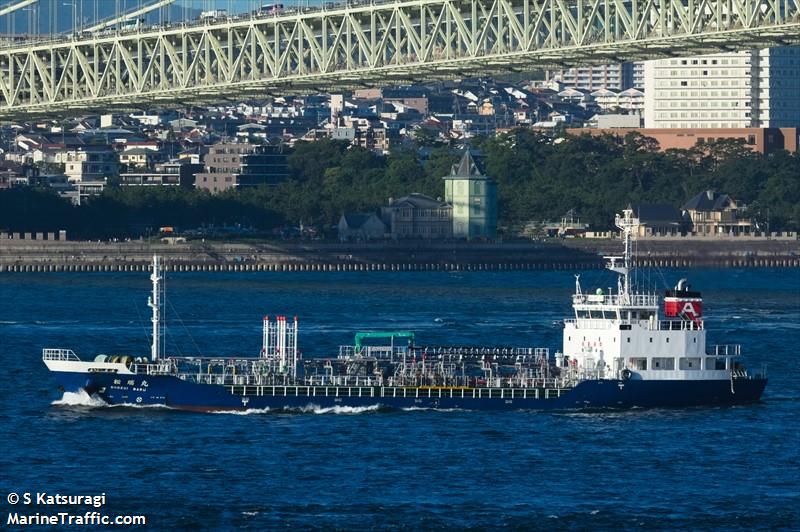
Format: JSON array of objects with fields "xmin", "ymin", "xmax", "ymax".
[{"xmin": 0, "ymin": 257, "xmax": 797, "ymax": 273}]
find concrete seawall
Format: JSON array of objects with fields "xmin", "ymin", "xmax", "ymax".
[{"xmin": 0, "ymin": 239, "xmax": 797, "ymax": 273}]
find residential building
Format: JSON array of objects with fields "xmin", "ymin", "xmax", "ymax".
[
  {"xmin": 354, "ymin": 87, "xmax": 430, "ymax": 115},
  {"xmin": 557, "ymin": 88, "xmax": 590, "ymax": 105},
  {"xmin": 450, "ymin": 114, "xmax": 507, "ymax": 138},
  {"xmin": 617, "ymin": 88, "xmax": 646, "ymax": 113},
  {"xmin": 337, "ymin": 213, "xmax": 387, "ymax": 241},
  {"xmin": 119, "ymin": 160, "xmax": 202, "ymax": 187},
  {"xmin": 0, "ymin": 161, "xmax": 38, "ymax": 186},
  {"xmin": 548, "ymin": 62, "xmax": 643, "ymax": 91},
  {"xmin": 683, "ymin": 190, "xmax": 753, "ymax": 236},
  {"xmin": 236, "ymin": 144, "xmax": 290, "ymax": 186},
  {"xmin": 195, "ymin": 142, "xmax": 289, "ymax": 193},
  {"xmin": 443, "ymin": 151, "xmax": 497, "ymax": 240},
  {"xmin": 383, "ymin": 88, "xmax": 429, "ymax": 115},
  {"xmin": 631, "ymin": 61, "xmax": 645, "ymax": 90},
  {"xmin": 195, "ymin": 142, "xmax": 256, "ymax": 193},
  {"xmin": 644, "ymin": 46, "xmax": 800, "ymax": 128},
  {"xmin": 590, "ymin": 89, "xmax": 620, "ymax": 111},
  {"xmin": 634, "ymin": 204, "xmax": 688, "ymax": 237},
  {"xmin": 330, "ymin": 117, "xmax": 399, "ymax": 153},
  {"xmin": 58, "ymin": 181, "xmax": 107, "ymax": 206},
  {"xmin": 383, "ymin": 194, "xmax": 453, "ymax": 240},
  {"xmin": 119, "ymin": 147, "xmax": 162, "ymax": 168},
  {"xmin": 63, "ymin": 146, "xmax": 119, "ymax": 183}
]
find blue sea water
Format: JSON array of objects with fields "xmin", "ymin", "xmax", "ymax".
[{"xmin": 1, "ymin": 268, "xmax": 799, "ymax": 530}]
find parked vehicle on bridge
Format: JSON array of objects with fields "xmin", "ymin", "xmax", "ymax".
[
  {"xmin": 257, "ymin": 3, "xmax": 284, "ymax": 15},
  {"xmin": 200, "ymin": 10, "xmax": 227, "ymax": 21}
]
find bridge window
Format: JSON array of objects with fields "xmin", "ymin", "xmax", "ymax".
[
  {"xmin": 653, "ymin": 358, "xmax": 675, "ymax": 370},
  {"xmin": 629, "ymin": 358, "xmax": 647, "ymax": 370},
  {"xmin": 679, "ymin": 357, "xmax": 702, "ymax": 370}
]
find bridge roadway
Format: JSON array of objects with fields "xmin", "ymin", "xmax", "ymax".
[{"xmin": 0, "ymin": 0, "xmax": 798, "ymax": 119}]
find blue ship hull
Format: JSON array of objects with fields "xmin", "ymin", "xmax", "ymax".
[{"xmin": 51, "ymin": 371, "xmax": 767, "ymax": 412}]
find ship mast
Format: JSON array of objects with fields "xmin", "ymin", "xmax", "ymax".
[
  {"xmin": 605, "ymin": 208, "xmax": 639, "ymax": 299},
  {"xmin": 148, "ymin": 255, "xmax": 163, "ymax": 361}
]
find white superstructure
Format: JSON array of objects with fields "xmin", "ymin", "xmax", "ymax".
[{"xmin": 561, "ymin": 209, "xmax": 742, "ymax": 382}]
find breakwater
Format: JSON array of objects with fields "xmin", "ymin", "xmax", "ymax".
[{"xmin": 0, "ymin": 239, "xmax": 797, "ymax": 273}]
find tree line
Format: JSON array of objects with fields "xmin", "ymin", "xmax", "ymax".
[{"xmin": 1, "ymin": 130, "xmax": 798, "ymax": 239}]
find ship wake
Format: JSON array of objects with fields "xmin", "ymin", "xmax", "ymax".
[
  {"xmin": 51, "ymin": 390, "xmax": 108, "ymax": 407},
  {"xmin": 52, "ymin": 390, "xmax": 171, "ymax": 410},
  {"xmin": 401, "ymin": 406, "xmax": 466, "ymax": 412},
  {"xmin": 308, "ymin": 404, "xmax": 383, "ymax": 415},
  {"xmin": 212, "ymin": 404, "xmax": 386, "ymax": 415}
]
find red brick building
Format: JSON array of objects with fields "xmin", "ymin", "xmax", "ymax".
[{"xmin": 566, "ymin": 127, "xmax": 799, "ymax": 154}]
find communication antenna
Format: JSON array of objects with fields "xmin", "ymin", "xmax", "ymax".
[{"xmin": 605, "ymin": 208, "xmax": 640, "ymax": 300}]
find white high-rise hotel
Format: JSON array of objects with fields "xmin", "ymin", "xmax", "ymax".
[{"xmin": 644, "ymin": 46, "xmax": 800, "ymax": 128}]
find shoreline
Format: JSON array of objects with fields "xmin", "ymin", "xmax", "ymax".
[{"xmin": 1, "ymin": 239, "xmax": 797, "ymax": 272}]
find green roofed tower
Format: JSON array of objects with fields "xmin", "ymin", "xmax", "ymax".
[{"xmin": 443, "ymin": 150, "xmax": 497, "ymax": 240}]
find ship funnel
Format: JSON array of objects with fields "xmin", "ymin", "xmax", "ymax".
[{"xmin": 664, "ymin": 281, "xmax": 703, "ymax": 321}]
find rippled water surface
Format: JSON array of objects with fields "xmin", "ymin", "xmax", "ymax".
[{"xmin": 1, "ymin": 269, "xmax": 799, "ymax": 529}]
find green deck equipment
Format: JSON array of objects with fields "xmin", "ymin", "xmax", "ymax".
[{"xmin": 354, "ymin": 331, "xmax": 414, "ymax": 351}]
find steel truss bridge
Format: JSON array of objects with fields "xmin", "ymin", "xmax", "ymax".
[{"xmin": 1, "ymin": 0, "xmax": 798, "ymax": 119}]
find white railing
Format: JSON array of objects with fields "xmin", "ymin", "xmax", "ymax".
[
  {"xmin": 573, "ymin": 293, "xmax": 660, "ymax": 307},
  {"xmin": 565, "ymin": 318, "xmax": 706, "ymax": 331},
  {"xmin": 659, "ymin": 320, "xmax": 704, "ymax": 331},
  {"xmin": 42, "ymin": 348, "xmax": 79, "ymax": 361},
  {"xmin": 306, "ymin": 375, "xmax": 383, "ymax": 387},
  {"xmin": 338, "ymin": 345, "xmax": 407, "ymax": 359},
  {"xmin": 130, "ymin": 362, "xmax": 178, "ymax": 375},
  {"xmin": 711, "ymin": 345, "xmax": 741, "ymax": 356},
  {"xmin": 563, "ymin": 319, "xmax": 615, "ymax": 330}
]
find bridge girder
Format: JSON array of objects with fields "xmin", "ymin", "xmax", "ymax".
[{"xmin": 0, "ymin": 0, "xmax": 798, "ymax": 119}]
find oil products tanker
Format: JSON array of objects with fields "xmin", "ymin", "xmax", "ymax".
[{"xmin": 44, "ymin": 210, "xmax": 767, "ymax": 411}]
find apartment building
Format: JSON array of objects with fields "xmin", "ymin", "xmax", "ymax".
[
  {"xmin": 644, "ymin": 47, "xmax": 800, "ymax": 128},
  {"xmin": 63, "ymin": 146, "xmax": 119, "ymax": 183}
]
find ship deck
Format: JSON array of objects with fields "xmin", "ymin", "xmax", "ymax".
[{"xmin": 227, "ymin": 384, "xmax": 572, "ymax": 400}]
